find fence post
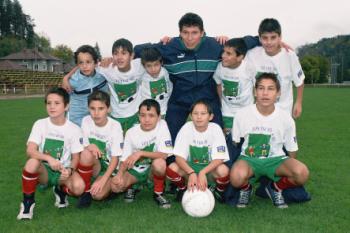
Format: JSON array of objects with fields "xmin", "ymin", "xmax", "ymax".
[
  {"xmin": 42, "ymin": 84, "xmax": 45, "ymax": 93},
  {"xmin": 3, "ymin": 84, "xmax": 6, "ymax": 94},
  {"xmin": 24, "ymin": 84, "xmax": 27, "ymax": 94}
]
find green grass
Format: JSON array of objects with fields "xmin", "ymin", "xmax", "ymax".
[{"xmin": 1, "ymin": 88, "xmax": 350, "ymax": 233}]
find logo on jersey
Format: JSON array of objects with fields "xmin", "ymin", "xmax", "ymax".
[
  {"xmin": 297, "ymin": 70, "xmax": 303, "ymax": 78},
  {"xmin": 177, "ymin": 53, "xmax": 185, "ymax": 59},
  {"xmin": 217, "ymin": 146, "xmax": 226, "ymax": 153},
  {"xmin": 165, "ymin": 140, "xmax": 172, "ymax": 147}
]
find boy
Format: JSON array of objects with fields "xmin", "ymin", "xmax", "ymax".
[
  {"xmin": 166, "ymin": 100, "xmax": 230, "ymax": 202},
  {"xmin": 17, "ymin": 87, "xmax": 85, "ymax": 220},
  {"xmin": 68, "ymin": 45, "xmax": 108, "ymax": 126},
  {"xmin": 76, "ymin": 90, "xmax": 124, "ymax": 208},
  {"xmin": 213, "ymin": 38, "xmax": 255, "ymax": 135},
  {"xmin": 140, "ymin": 47, "xmax": 172, "ymax": 117},
  {"xmin": 111, "ymin": 99, "xmax": 173, "ymax": 208},
  {"xmin": 230, "ymin": 73, "xmax": 309, "ymax": 208},
  {"xmin": 246, "ymin": 18, "xmax": 305, "ymax": 119}
]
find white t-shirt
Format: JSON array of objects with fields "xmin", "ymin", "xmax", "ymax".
[
  {"xmin": 213, "ymin": 60, "xmax": 255, "ymax": 117},
  {"xmin": 246, "ymin": 47, "xmax": 305, "ymax": 114},
  {"xmin": 81, "ymin": 116, "xmax": 123, "ymax": 166},
  {"xmin": 140, "ymin": 67, "xmax": 172, "ymax": 115},
  {"xmin": 173, "ymin": 122, "xmax": 229, "ymax": 165},
  {"xmin": 98, "ymin": 58, "xmax": 145, "ymax": 118},
  {"xmin": 27, "ymin": 117, "xmax": 84, "ymax": 168},
  {"xmin": 121, "ymin": 119, "xmax": 173, "ymax": 173},
  {"xmin": 232, "ymin": 104, "xmax": 298, "ymax": 158}
]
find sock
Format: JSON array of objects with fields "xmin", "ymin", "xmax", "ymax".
[
  {"xmin": 240, "ymin": 183, "xmax": 251, "ymax": 191},
  {"xmin": 215, "ymin": 175, "xmax": 230, "ymax": 192},
  {"xmin": 153, "ymin": 174, "xmax": 165, "ymax": 195},
  {"xmin": 166, "ymin": 167, "xmax": 186, "ymax": 190},
  {"xmin": 22, "ymin": 169, "xmax": 39, "ymax": 195},
  {"xmin": 275, "ymin": 177, "xmax": 297, "ymax": 190},
  {"xmin": 77, "ymin": 164, "xmax": 93, "ymax": 192}
]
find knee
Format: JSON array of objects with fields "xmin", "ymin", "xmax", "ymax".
[
  {"xmin": 152, "ymin": 158, "xmax": 166, "ymax": 171},
  {"xmin": 230, "ymin": 168, "xmax": 248, "ymax": 188},
  {"xmin": 80, "ymin": 149, "xmax": 94, "ymax": 165},
  {"xmin": 293, "ymin": 164, "xmax": 309, "ymax": 185},
  {"xmin": 215, "ymin": 164, "xmax": 229, "ymax": 178},
  {"xmin": 24, "ymin": 158, "xmax": 41, "ymax": 173},
  {"xmin": 71, "ymin": 179, "xmax": 85, "ymax": 196}
]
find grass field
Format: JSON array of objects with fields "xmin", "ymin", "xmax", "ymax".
[{"xmin": 0, "ymin": 87, "xmax": 350, "ymax": 233}]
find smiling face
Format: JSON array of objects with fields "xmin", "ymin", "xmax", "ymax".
[
  {"xmin": 259, "ymin": 32, "xmax": 282, "ymax": 56},
  {"xmin": 112, "ymin": 47, "xmax": 133, "ymax": 72},
  {"xmin": 255, "ymin": 78, "xmax": 280, "ymax": 109},
  {"xmin": 221, "ymin": 46, "xmax": 244, "ymax": 68},
  {"xmin": 180, "ymin": 26, "xmax": 204, "ymax": 50}
]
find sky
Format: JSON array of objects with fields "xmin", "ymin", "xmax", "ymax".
[{"xmin": 19, "ymin": 0, "xmax": 350, "ymax": 56}]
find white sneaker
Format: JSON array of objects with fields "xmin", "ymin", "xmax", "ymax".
[
  {"xmin": 17, "ymin": 202, "xmax": 35, "ymax": 220},
  {"xmin": 53, "ymin": 186, "xmax": 69, "ymax": 208}
]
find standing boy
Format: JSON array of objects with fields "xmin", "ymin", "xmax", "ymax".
[
  {"xmin": 17, "ymin": 87, "xmax": 85, "ymax": 220},
  {"xmin": 111, "ymin": 99, "xmax": 173, "ymax": 208},
  {"xmin": 230, "ymin": 73, "xmax": 309, "ymax": 208},
  {"xmin": 76, "ymin": 90, "xmax": 124, "ymax": 208}
]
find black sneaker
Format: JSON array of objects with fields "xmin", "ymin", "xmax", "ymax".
[
  {"xmin": 236, "ymin": 185, "xmax": 252, "ymax": 208},
  {"xmin": 104, "ymin": 192, "xmax": 119, "ymax": 202},
  {"xmin": 212, "ymin": 189, "xmax": 225, "ymax": 203},
  {"xmin": 175, "ymin": 188, "xmax": 186, "ymax": 202},
  {"xmin": 53, "ymin": 186, "xmax": 68, "ymax": 208},
  {"xmin": 77, "ymin": 192, "xmax": 92, "ymax": 208},
  {"xmin": 124, "ymin": 188, "xmax": 136, "ymax": 203},
  {"xmin": 265, "ymin": 182, "xmax": 288, "ymax": 209},
  {"xmin": 165, "ymin": 183, "xmax": 177, "ymax": 195},
  {"xmin": 17, "ymin": 200, "xmax": 35, "ymax": 220},
  {"xmin": 153, "ymin": 193, "xmax": 171, "ymax": 209}
]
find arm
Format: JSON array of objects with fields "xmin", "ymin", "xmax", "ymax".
[
  {"xmin": 26, "ymin": 142, "xmax": 63, "ymax": 171},
  {"xmin": 293, "ymin": 84, "xmax": 304, "ymax": 119},
  {"xmin": 216, "ymin": 84, "xmax": 222, "ymax": 100},
  {"xmin": 124, "ymin": 151, "xmax": 168, "ymax": 169},
  {"xmin": 198, "ymin": 159, "xmax": 224, "ymax": 191},
  {"xmin": 243, "ymin": 36, "xmax": 260, "ymax": 50},
  {"xmin": 62, "ymin": 66, "xmax": 78, "ymax": 92},
  {"xmin": 60, "ymin": 152, "xmax": 80, "ymax": 180},
  {"xmin": 175, "ymin": 156, "xmax": 198, "ymax": 191}
]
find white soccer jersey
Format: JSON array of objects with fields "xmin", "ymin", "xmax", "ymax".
[
  {"xmin": 140, "ymin": 67, "xmax": 173, "ymax": 115},
  {"xmin": 98, "ymin": 58, "xmax": 145, "ymax": 118},
  {"xmin": 232, "ymin": 104, "xmax": 298, "ymax": 158},
  {"xmin": 246, "ymin": 47, "xmax": 305, "ymax": 114},
  {"xmin": 81, "ymin": 116, "xmax": 123, "ymax": 166},
  {"xmin": 213, "ymin": 60, "xmax": 255, "ymax": 117},
  {"xmin": 121, "ymin": 119, "xmax": 173, "ymax": 173},
  {"xmin": 173, "ymin": 122, "xmax": 229, "ymax": 164},
  {"xmin": 27, "ymin": 117, "xmax": 83, "ymax": 168}
]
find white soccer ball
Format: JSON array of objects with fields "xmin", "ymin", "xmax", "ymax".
[{"xmin": 181, "ymin": 188, "xmax": 215, "ymax": 217}]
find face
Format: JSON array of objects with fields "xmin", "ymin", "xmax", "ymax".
[
  {"xmin": 255, "ymin": 78, "xmax": 280, "ymax": 108},
  {"xmin": 139, "ymin": 106, "xmax": 160, "ymax": 131},
  {"xmin": 221, "ymin": 46, "xmax": 244, "ymax": 68},
  {"xmin": 144, "ymin": 60, "xmax": 162, "ymax": 78},
  {"xmin": 112, "ymin": 47, "xmax": 133, "ymax": 72},
  {"xmin": 190, "ymin": 103, "xmax": 213, "ymax": 131},
  {"xmin": 88, "ymin": 100, "xmax": 109, "ymax": 127},
  {"xmin": 180, "ymin": 26, "xmax": 204, "ymax": 49},
  {"xmin": 259, "ymin": 32, "xmax": 281, "ymax": 56},
  {"xmin": 46, "ymin": 94, "xmax": 68, "ymax": 119},
  {"xmin": 77, "ymin": 52, "xmax": 96, "ymax": 76}
]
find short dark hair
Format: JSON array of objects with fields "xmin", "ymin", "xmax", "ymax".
[
  {"xmin": 45, "ymin": 87, "xmax": 69, "ymax": 106},
  {"xmin": 74, "ymin": 45, "xmax": 99, "ymax": 64},
  {"xmin": 88, "ymin": 90, "xmax": 110, "ymax": 108},
  {"xmin": 224, "ymin": 38, "xmax": 248, "ymax": 57},
  {"xmin": 255, "ymin": 73, "xmax": 281, "ymax": 91},
  {"xmin": 258, "ymin": 18, "xmax": 282, "ymax": 36},
  {"xmin": 140, "ymin": 47, "xmax": 162, "ymax": 65},
  {"xmin": 190, "ymin": 99, "xmax": 213, "ymax": 115},
  {"xmin": 139, "ymin": 99, "xmax": 161, "ymax": 116},
  {"xmin": 178, "ymin": 12, "xmax": 204, "ymax": 32},
  {"xmin": 112, "ymin": 38, "xmax": 133, "ymax": 55}
]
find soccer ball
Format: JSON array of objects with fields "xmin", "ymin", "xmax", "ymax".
[{"xmin": 181, "ymin": 188, "xmax": 215, "ymax": 217}]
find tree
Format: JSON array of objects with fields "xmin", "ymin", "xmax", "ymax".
[
  {"xmin": 0, "ymin": 36, "xmax": 26, "ymax": 57},
  {"xmin": 51, "ymin": 44, "xmax": 74, "ymax": 64},
  {"xmin": 33, "ymin": 33, "xmax": 51, "ymax": 53},
  {"xmin": 300, "ymin": 55, "xmax": 330, "ymax": 84},
  {"xmin": 94, "ymin": 42, "xmax": 102, "ymax": 61}
]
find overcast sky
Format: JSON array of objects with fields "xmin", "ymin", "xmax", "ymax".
[{"xmin": 20, "ymin": 0, "xmax": 350, "ymax": 56}]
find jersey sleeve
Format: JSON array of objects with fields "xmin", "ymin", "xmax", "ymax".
[
  {"xmin": 213, "ymin": 63, "xmax": 222, "ymax": 85},
  {"xmin": 27, "ymin": 120, "xmax": 43, "ymax": 146},
  {"xmin": 110, "ymin": 122, "xmax": 124, "ymax": 157},
  {"xmin": 290, "ymin": 52, "xmax": 305, "ymax": 87},
  {"xmin": 68, "ymin": 71, "xmax": 80, "ymax": 90},
  {"xmin": 210, "ymin": 125, "xmax": 230, "ymax": 161},
  {"xmin": 284, "ymin": 117, "xmax": 299, "ymax": 152},
  {"xmin": 81, "ymin": 117, "xmax": 90, "ymax": 147},
  {"xmin": 155, "ymin": 121, "xmax": 173, "ymax": 155},
  {"xmin": 70, "ymin": 127, "xmax": 84, "ymax": 154},
  {"xmin": 173, "ymin": 124, "xmax": 190, "ymax": 160},
  {"xmin": 232, "ymin": 110, "xmax": 244, "ymax": 143}
]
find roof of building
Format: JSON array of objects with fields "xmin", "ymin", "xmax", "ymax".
[
  {"xmin": 0, "ymin": 60, "xmax": 27, "ymax": 70},
  {"xmin": 0, "ymin": 49, "xmax": 61, "ymax": 61}
]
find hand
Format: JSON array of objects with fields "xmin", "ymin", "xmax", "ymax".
[
  {"xmin": 48, "ymin": 157, "xmax": 63, "ymax": 171},
  {"xmin": 293, "ymin": 102, "xmax": 302, "ymax": 119},
  {"xmin": 280, "ymin": 41, "xmax": 294, "ymax": 52},
  {"xmin": 215, "ymin": 36, "xmax": 229, "ymax": 45},
  {"xmin": 62, "ymin": 76, "xmax": 72, "ymax": 93},
  {"xmin": 125, "ymin": 151, "xmax": 142, "ymax": 169},
  {"xmin": 59, "ymin": 167, "xmax": 71, "ymax": 181},
  {"xmin": 99, "ymin": 57, "xmax": 113, "ymax": 68},
  {"xmin": 90, "ymin": 177, "xmax": 107, "ymax": 195},
  {"xmin": 87, "ymin": 144, "xmax": 102, "ymax": 159},
  {"xmin": 197, "ymin": 171, "xmax": 207, "ymax": 191},
  {"xmin": 187, "ymin": 173, "xmax": 198, "ymax": 192},
  {"xmin": 160, "ymin": 36, "xmax": 172, "ymax": 45}
]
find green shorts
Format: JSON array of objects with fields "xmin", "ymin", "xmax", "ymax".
[
  {"xmin": 188, "ymin": 162, "xmax": 215, "ymax": 185},
  {"xmin": 112, "ymin": 113, "xmax": 139, "ymax": 133},
  {"xmin": 223, "ymin": 116, "xmax": 234, "ymax": 129},
  {"xmin": 43, "ymin": 163, "xmax": 61, "ymax": 186},
  {"xmin": 239, "ymin": 155, "xmax": 288, "ymax": 184},
  {"xmin": 128, "ymin": 167, "xmax": 151, "ymax": 184}
]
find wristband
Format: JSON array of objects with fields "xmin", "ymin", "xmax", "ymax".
[{"xmin": 187, "ymin": 171, "xmax": 195, "ymax": 176}]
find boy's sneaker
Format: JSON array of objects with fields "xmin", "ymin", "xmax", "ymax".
[
  {"xmin": 265, "ymin": 182, "xmax": 288, "ymax": 209},
  {"xmin": 236, "ymin": 185, "xmax": 252, "ymax": 208},
  {"xmin": 17, "ymin": 201, "xmax": 35, "ymax": 220},
  {"xmin": 153, "ymin": 193, "xmax": 171, "ymax": 209},
  {"xmin": 166, "ymin": 183, "xmax": 177, "ymax": 195},
  {"xmin": 175, "ymin": 188, "xmax": 186, "ymax": 202},
  {"xmin": 124, "ymin": 188, "xmax": 136, "ymax": 203},
  {"xmin": 104, "ymin": 192, "xmax": 119, "ymax": 202},
  {"xmin": 53, "ymin": 186, "xmax": 69, "ymax": 208},
  {"xmin": 77, "ymin": 192, "xmax": 92, "ymax": 208},
  {"xmin": 209, "ymin": 185, "xmax": 225, "ymax": 203}
]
